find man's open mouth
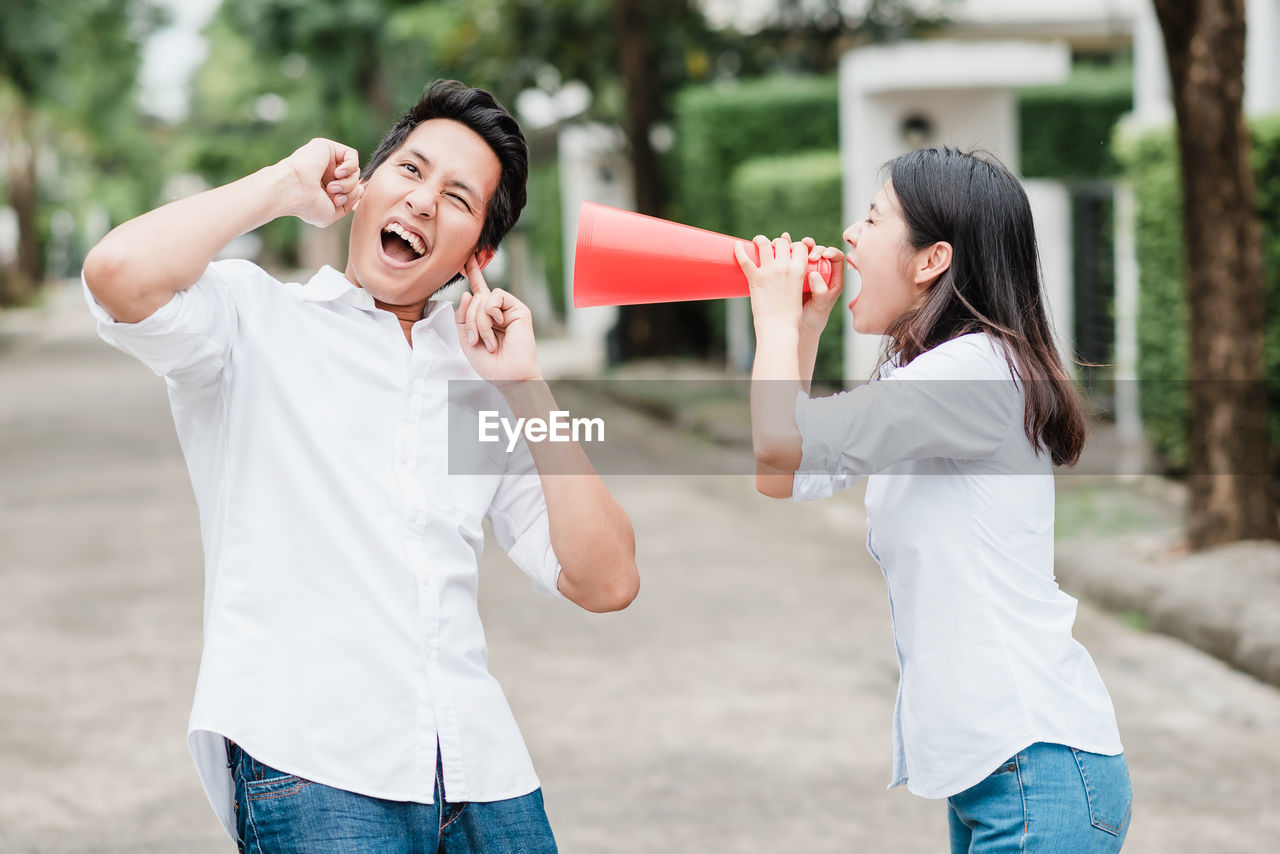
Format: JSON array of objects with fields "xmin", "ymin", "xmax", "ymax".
[{"xmin": 381, "ymin": 222, "xmax": 427, "ymax": 263}]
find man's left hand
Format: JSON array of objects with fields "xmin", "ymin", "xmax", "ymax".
[{"xmin": 456, "ymin": 255, "xmax": 542, "ymax": 383}]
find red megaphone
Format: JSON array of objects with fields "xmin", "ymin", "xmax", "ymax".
[{"xmin": 572, "ymin": 201, "xmax": 833, "ymax": 308}]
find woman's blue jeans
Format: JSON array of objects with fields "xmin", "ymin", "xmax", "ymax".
[
  {"xmin": 947, "ymin": 742, "xmax": 1132, "ymax": 853},
  {"xmin": 226, "ymin": 741, "xmax": 557, "ymax": 854}
]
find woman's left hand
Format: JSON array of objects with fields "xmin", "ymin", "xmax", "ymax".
[
  {"xmin": 799, "ymin": 240, "xmax": 846, "ymax": 337},
  {"xmin": 735, "ymin": 232, "xmax": 809, "ymax": 335}
]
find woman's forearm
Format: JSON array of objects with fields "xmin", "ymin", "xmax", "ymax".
[
  {"xmin": 750, "ymin": 324, "xmax": 804, "ymax": 472},
  {"xmin": 797, "ymin": 328, "xmax": 823, "ymax": 395}
]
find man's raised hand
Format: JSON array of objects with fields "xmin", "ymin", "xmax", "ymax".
[
  {"xmin": 455, "ymin": 256, "xmax": 541, "ymax": 384},
  {"xmin": 278, "ymin": 139, "xmax": 365, "ymax": 228}
]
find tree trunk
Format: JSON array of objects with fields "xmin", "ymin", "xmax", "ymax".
[
  {"xmin": 612, "ymin": 0, "xmax": 663, "ymax": 218},
  {"xmin": 2, "ymin": 103, "xmax": 40, "ymax": 306},
  {"xmin": 609, "ymin": 0, "xmax": 710, "ymax": 360},
  {"xmin": 1153, "ymin": 0, "xmax": 1279, "ymax": 547}
]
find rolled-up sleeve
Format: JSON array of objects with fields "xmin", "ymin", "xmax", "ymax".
[
  {"xmin": 791, "ymin": 388, "xmax": 862, "ymax": 501},
  {"xmin": 83, "ymin": 260, "xmax": 249, "ymax": 389},
  {"xmin": 793, "ymin": 337, "xmax": 1022, "ymax": 479},
  {"xmin": 487, "ymin": 440, "xmax": 566, "ymax": 601}
]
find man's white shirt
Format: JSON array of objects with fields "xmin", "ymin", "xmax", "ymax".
[{"xmin": 86, "ymin": 260, "xmax": 563, "ymax": 840}]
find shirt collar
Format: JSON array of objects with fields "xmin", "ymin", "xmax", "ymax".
[
  {"xmin": 299, "ymin": 265, "xmax": 459, "ymax": 336},
  {"xmin": 418, "ymin": 298, "xmax": 456, "ymax": 336},
  {"xmin": 300, "ymin": 266, "xmax": 377, "ymax": 311}
]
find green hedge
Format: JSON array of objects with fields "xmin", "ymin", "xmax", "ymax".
[
  {"xmin": 673, "ymin": 63, "xmax": 1131, "ymax": 223},
  {"xmin": 674, "ymin": 74, "xmax": 839, "ymax": 235},
  {"xmin": 1117, "ymin": 116, "xmax": 1280, "ymax": 470},
  {"xmin": 1019, "ymin": 64, "xmax": 1133, "ymax": 179},
  {"xmin": 729, "ymin": 151, "xmax": 845, "ymax": 383}
]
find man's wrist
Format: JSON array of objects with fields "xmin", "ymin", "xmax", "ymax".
[{"xmin": 254, "ymin": 162, "xmax": 306, "ymax": 221}]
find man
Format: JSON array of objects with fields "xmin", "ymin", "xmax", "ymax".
[{"xmin": 82, "ymin": 80, "xmax": 638, "ymax": 853}]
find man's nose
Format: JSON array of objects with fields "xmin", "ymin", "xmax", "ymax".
[{"xmin": 407, "ymin": 185, "xmax": 438, "ymax": 217}]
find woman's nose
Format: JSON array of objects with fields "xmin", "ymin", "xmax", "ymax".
[{"xmin": 844, "ymin": 220, "xmax": 862, "ymax": 248}]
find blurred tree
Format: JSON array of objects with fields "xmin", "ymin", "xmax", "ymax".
[
  {"xmin": 1152, "ymin": 0, "xmax": 1279, "ymax": 547},
  {"xmin": 733, "ymin": 0, "xmax": 950, "ymax": 74},
  {"xmin": 185, "ymin": 0, "xmax": 722, "ymax": 351},
  {"xmin": 607, "ymin": 0, "xmax": 719, "ymax": 357},
  {"xmin": 0, "ymin": 0, "xmax": 163, "ymax": 305},
  {"xmin": 179, "ymin": 0, "xmax": 940, "ymax": 354},
  {"xmin": 192, "ymin": 0, "xmax": 707, "ymax": 181}
]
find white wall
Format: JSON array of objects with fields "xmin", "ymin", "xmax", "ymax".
[
  {"xmin": 558, "ymin": 123, "xmax": 633, "ymax": 346},
  {"xmin": 1023, "ymin": 180, "xmax": 1073, "ymax": 372},
  {"xmin": 1135, "ymin": 0, "xmax": 1280, "ymax": 124},
  {"xmin": 1245, "ymin": 0, "xmax": 1280, "ymax": 116},
  {"xmin": 1132, "ymin": 1, "xmax": 1173, "ymax": 127},
  {"xmin": 701, "ymin": 0, "xmax": 1139, "ymax": 38}
]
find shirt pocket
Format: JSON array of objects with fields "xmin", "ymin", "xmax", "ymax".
[
  {"xmin": 424, "ymin": 471, "xmax": 499, "ymax": 526},
  {"xmin": 244, "ymin": 772, "xmax": 314, "ymax": 803}
]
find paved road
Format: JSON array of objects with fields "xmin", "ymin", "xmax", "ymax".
[{"xmin": 2, "ymin": 289, "xmax": 1279, "ymax": 852}]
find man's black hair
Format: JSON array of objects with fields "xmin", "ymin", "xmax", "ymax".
[{"xmin": 364, "ymin": 80, "xmax": 529, "ymax": 254}]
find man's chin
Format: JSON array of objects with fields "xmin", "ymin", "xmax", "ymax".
[{"xmin": 360, "ymin": 271, "xmax": 454, "ymax": 306}]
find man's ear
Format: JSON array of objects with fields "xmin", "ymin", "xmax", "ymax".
[
  {"xmin": 469, "ymin": 247, "xmax": 496, "ymax": 274},
  {"xmin": 912, "ymin": 241, "xmax": 952, "ymax": 291}
]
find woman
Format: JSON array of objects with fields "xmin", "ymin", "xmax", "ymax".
[{"xmin": 736, "ymin": 147, "xmax": 1131, "ymax": 853}]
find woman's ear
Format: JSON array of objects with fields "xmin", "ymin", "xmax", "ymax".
[{"xmin": 912, "ymin": 241, "xmax": 952, "ymax": 291}]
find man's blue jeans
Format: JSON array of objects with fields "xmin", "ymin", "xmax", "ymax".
[
  {"xmin": 947, "ymin": 742, "xmax": 1132, "ymax": 853},
  {"xmin": 226, "ymin": 741, "xmax": 557, "ymax": 854}
]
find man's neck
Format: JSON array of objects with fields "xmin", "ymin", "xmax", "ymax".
[{"xmin": 375, "ymin": 298, "xmax": 429, "ymax": 346}]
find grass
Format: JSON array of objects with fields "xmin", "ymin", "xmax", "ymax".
[{"xmin": 1054, "ymin": 478, "xmax": 1183, "ymax": 541}]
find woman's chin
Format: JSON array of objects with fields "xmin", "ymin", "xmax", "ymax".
[{"xmin": 851, "ymin": 317, "xmax": 886, "ymax": 337}]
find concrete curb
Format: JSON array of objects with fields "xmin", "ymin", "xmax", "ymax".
[{"xmin": 1055, "ymin": 533, "xmax": 1280, "ymax": 688}]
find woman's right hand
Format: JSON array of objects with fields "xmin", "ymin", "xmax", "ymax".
[{"xmin": 736, "ymin": 232, "xmax": 810, "ymax": 335}]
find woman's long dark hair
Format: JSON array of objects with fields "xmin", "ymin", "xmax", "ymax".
[{"xmin": 880, "ymin": 147, "xmax": 1086, "ymax": 466}]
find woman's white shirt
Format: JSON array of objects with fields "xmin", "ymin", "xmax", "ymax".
[{"xmin": 792, "ymin": 332, "xmax": 1122, "ymax": 799}]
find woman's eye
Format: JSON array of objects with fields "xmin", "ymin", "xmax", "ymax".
[
  {"xmin": 448, "ymin": 193, "xmax": 472, "ymax": 211},
  {"xmin": 402, "ymin": 163, "xmax": 419, "ymax": 175}
]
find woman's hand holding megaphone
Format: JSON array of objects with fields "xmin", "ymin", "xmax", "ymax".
[
  {"xmin": 735, "ymin": 233, "xmax": 844, "ymax": 338},
  {"xmin": 735, "ymin": 233, "xmax": 810, "ymax": 332}
]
